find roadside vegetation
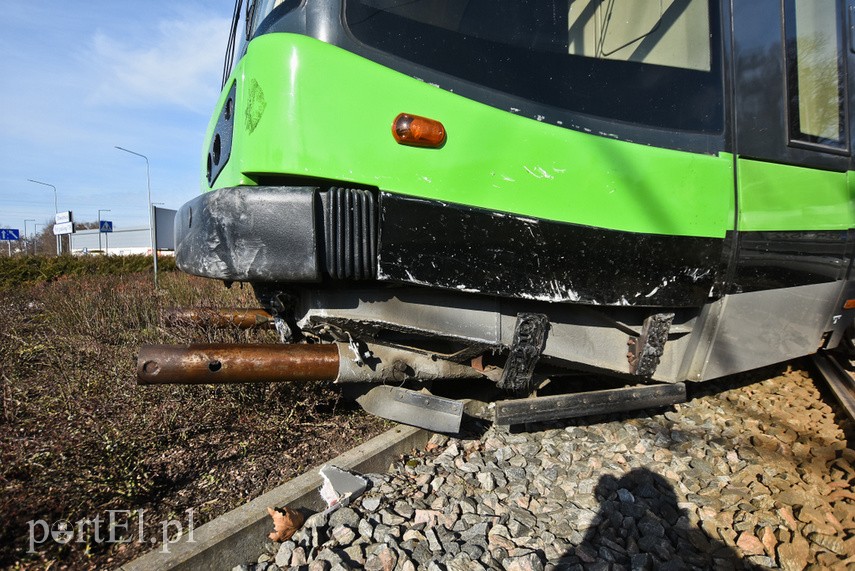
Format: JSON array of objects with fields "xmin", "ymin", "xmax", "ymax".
[
  {"xmin": 0, "ymin": 254, "xmax": 176, "ymax": 291},
  {"xmin": 0, "ymin": 262, "xmax": 388, "ymax": 569}
]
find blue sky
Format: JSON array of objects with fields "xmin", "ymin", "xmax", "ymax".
[{"xmin": 0, "ymin": 1, "xmax": 235, "ymax": 235}]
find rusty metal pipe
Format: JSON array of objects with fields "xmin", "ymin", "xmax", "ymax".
[
  {"xmin": 138, "ymin": 342, "xmax": 487, "ymax": 386},
  {"xmin": 138, "ymin": 343, "xmax": 340, "ymax": 385},
  {"xmin": 164, "ymin": 308, "xmax": 274, "ymax": 329}
]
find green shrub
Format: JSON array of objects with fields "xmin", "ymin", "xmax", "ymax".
[{"xmin": 0, "ymin": 254, "xmax": 176, "ymax": 290}]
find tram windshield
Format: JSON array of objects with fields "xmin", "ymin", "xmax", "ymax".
[
  {"xmin": 247, "ymin": 0, "xmax": 288, "ymax": 38},
  {"xmin": 345, "ymin": 0, "xmax": 723, "ymax": 133}
]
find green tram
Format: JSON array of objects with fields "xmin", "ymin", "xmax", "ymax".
[{"xmin": 173, "ymin": 0, "xmax": 855, "ymax": 425}]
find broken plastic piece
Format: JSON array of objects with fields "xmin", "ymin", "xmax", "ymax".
[
  {"xmin": 274, "ymin": 316, "xmax": 293, "ymax": 343},
  {"xmin": 318, "ymin": 465, "xmax": 368, "ymax": 512}
]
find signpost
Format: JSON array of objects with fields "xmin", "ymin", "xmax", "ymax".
[
  {"xmin": 0, "ymin": 229, "xmax": 20, "ymax": 257},
  {"xmin": 100, "ymin": 220, "xmax": 113, "ymax": 255},
  {"xmin": 53, "ymin": 222, "xmax": 74, "ymax": 235},
  {"xmin": 53, "ymin": 211, "xmax": 75, "ymax": 238},
  {"xmin": 153, "ymin": 207, "xmax": 175, "ymax": 250}
]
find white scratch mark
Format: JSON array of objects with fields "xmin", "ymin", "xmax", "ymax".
[
  {"xmin": 515, "ymin": 279, "xmax": 581, "ymax": 303},
  {"xmin": 523, "ymin": 166, "xmax": 553, "ymax": 180},
  {"xmin": 685, "ymin": 268, "xmax": 711, "ymax": 282}
]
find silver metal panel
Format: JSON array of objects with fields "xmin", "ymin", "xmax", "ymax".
[
  {"xmin": 687, "ymin": 281, "xmax": 843, "ymax": 381},
  {"xmin": 538, "ymin": 317, "xmax": 631, "ymax": 374},
  {"xmin": 538, "ymin": 311, "xmax": 695, "ymax": 382},
  {"xmin": 298, "ymin": 288, "xmax": 697, "ymax": 383},
  {"xmin": 299, "ymin": 289, "xmax": 502, "ymax": 345},
  {"xmin": 356, "ymin": 386, "xmax": 463, "ymax": 433}
]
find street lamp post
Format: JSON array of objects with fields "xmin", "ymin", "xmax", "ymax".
[
  {"xmin": 24, "ymin": 219, "xmax": 35, "ymax": 255},
  {"xmin": 115, "ymin": 146, "xmax": 157, "ymax": 286},
  {"xmin": 98, "ymin": 209, "xmax": 111, "ymax": 253},
  {"xmin": 27, "ymin": 179, "xmax": 60, "ymax": 255},
  {"xmin": 34, "ymin": 224, "xmax": 44, "ymax": 255}
]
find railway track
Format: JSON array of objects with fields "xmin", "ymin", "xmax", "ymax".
[
  {"xmin": 812, "ymin": 347, "xmax": 855, "ymax": 424},
  {"xmin": 123, "ymin": 363, "xmax": 855, "ymax": 571}
]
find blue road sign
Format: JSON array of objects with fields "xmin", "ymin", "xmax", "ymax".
[
  {"xmin": 0, "ymin": 229, "xmax": 20, "ymax": 241},
  {"xmin": 99, "ymin": 221, "xmax": 113, "ymax": 233}
]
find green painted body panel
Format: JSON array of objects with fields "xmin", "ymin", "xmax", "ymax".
[
  {"xmin": 850, "ymin": 172, "xmax": 855, "ymax": 226},
  {"xmin": 204, "ymin": 34, "xmax": 735, "ymax": 238},
  {"xmin": 737, "ymin": 159, "xmax": 852, "ymax": 232}
]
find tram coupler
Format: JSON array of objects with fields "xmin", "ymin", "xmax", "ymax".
[{"xmin": 137, "ymin": 342, "xmax": 486, "ymax": 386}]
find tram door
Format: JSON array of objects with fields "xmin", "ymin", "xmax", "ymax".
[{"xmin": 712, "ymin": 0, "xmax": 855, "ymax": 375}]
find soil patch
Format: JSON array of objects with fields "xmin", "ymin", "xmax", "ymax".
[{"xmin": 0, "ymin": 272, "xmax": 389, "ymax": 570}]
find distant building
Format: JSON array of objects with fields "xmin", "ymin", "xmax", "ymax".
[
  {"xmin": 69, "ymin": 210, "xmax": 176, "ymax": 256},
  {"xmin": 70, "ymin": 227, "xmax": 151, "ymax": 256}
]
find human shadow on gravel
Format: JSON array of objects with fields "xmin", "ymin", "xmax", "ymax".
[{"xmin": 562, "ymin": 468, "xmax": 761, "ymax": 570}]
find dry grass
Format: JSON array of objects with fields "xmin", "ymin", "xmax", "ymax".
[{"xmin": 0, "ymin": 270, "xmax": 388, "ymax": 570}]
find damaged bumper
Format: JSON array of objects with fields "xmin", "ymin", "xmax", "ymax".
[
  {"xmin": 174, "ymin": 185, "xmax": 378, "ymax": 283},
  {"xmin": 175, "ymin": 184, "xmax": 718, "ymax": 307}
]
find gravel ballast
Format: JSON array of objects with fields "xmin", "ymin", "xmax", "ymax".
[{"xmin": 237, "ymin": 367, "xmax": 855, "ymax": 570}]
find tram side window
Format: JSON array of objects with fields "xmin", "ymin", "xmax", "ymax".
[
  {"xmin": 346, "ymin": 0, "xmax": 723, "ymax": 133},
  {"xmin": 784, "ymin": 0, "xmax": 847, "ymax": 151},
  {"xmin": 567, "ymin": 0, "xmax": 711, "ymax": 72}
]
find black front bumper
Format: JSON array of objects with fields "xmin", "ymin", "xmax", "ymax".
[
  {"xmin": 174, "ymin": 185, "xmax": 378, "ymax": 283},
  {"xmin": 175, "ymin": 185, "xmax": 721, "ymax": 307}
]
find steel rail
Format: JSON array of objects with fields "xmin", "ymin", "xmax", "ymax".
[{"xmin": 812, "ymin": 350, "xmax": 855, "ymax": 422}]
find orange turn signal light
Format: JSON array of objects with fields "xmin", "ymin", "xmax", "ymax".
[
  {"xmin": 844, "ymin": 299, "xmax": 855, "ymax": 309},
  {"xmin": 392, "ymin": 113, "xmax": 446, "ymax": 148}
]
